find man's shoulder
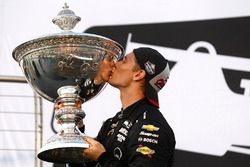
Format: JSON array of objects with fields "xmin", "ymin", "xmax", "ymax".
[
  {"xmin": 129, "ymin": 104, "xmax": 176, "ymax": 147},
  {"xmin": 134, "ymin": 103, "xmax": 174, "ymax": 135},
  {"xmin": 138, "ymin": 103, "xmax": 166, "ymax": 123}
]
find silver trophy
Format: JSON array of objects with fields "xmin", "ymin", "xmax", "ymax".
[{"xmin": 12, "ymin": 3, "xmax": 124, "ymax": 163}]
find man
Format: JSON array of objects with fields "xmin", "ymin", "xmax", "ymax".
[{"xmin": 83, "ymin": 47, "xmax": 176, "ymax": 167}]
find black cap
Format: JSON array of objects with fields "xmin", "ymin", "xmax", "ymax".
[{"xmin": 133, "ymin": 47, "xmax": 170, "ymax": 107}]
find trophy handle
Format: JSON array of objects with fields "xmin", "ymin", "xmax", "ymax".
[{"xmin": 75, "ymin": 126, "xmax": 87, "ymax": 138}]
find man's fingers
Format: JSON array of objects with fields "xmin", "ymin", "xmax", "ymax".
[{"xmin": 85, "ymin": 136, "xmax": 96, "ymax": 144}]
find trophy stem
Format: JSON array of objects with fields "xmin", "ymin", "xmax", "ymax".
[
  {"xmin": 55, "ymin": 85, "xmax": 85, "ymax": 123},
  {"xmin": 37, "ymin": 86, "xmax": 89, "ymax": 163},
  {"xmin": 61, "ymin": 122, "xmax": 76, "ymax": 134}
]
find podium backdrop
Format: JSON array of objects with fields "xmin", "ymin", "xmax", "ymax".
[{"xmin": 0, "ymin": 0, "xmax": 250, "ymax": 167}]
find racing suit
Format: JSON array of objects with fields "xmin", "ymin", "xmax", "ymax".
[
  {"xmin": 70, "ymin": 98, "xmax": 175, "ymax": 167},
  {"xmin": 91, "ymin": 98, "xmax": 175, "ymax": 167}
]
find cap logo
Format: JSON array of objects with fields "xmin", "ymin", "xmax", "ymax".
[
  {"xmin": 144, "ymin": 61, "xmax": 155, "ymax": 75},
  {"xmin": 149, "ymin": 63, "xmax": 170, "ymax": 92},
  {"xmin": 155, "ymin": 78, "xmax": 167, "ymax": 89}
]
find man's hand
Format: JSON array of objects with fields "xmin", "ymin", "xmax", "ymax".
[{"xmin": 83, "ymin": 137, "xmax": 106, "ymax": 161}]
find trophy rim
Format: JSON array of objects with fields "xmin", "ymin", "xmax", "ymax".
[
  {"xmin": 12, "ymin": 31, "xmax": 124, "ymax": 62},
  {"xmin": 37, "ymin": 143, "xmax": 90, "ymax": 163}
]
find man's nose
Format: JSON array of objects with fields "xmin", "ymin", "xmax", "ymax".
[{"xmin": 111, "ymin": 63, "xmax": 117, "ymax": 71}]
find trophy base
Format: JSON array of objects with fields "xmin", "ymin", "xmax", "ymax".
[{"xmin": 37, "ymin": 133, "xmax": 90, "ymax": 163}]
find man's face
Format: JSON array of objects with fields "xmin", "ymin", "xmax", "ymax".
[{"xmin": 109, "ymin": 52, "xmax": 138, "ymax": 88}]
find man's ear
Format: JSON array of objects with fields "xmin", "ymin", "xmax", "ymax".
[{"xmin": 133, "ymin": 70, "xmax": 146, "ymax": 81}]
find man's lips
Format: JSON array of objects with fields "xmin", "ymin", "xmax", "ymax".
[
  {"xmin": 109, "ymin": 71, "xmax": 113, "ymax": 79},
  {"xmin": 108, "ymin": 67, "xmax": 116, "ymax": 80}
]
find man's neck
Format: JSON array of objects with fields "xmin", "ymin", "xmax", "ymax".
[{"xmin": 119, "ymin": 87, "xmax": 145, "ymax": 110}]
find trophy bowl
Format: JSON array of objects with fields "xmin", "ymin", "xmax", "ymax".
[{"xmin": 12, "ymin": 4, "xmax": 124, "ymax": 163}]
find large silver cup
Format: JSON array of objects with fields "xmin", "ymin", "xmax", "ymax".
[{"xmin": 12, "ymin": 4, "xmax": 124, "ymax": 163}]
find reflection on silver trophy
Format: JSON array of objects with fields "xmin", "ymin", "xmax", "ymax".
[{"xmin": 12, "ymin": 3, "xmax": 124, "ymax": 163}]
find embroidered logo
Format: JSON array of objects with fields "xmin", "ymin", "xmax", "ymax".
[
  {"xmin": 144, "ymin": 61, "xmax": 155, "ymax": 75},
  {"xmin": 154, "ymin": 78, "xmax": 167, "ymax": 89},
  {"xmin": 119, "ymin": 127, "xmax": 128, "ymax": 136},
  {"xmin": 107, "ymin": 129, "xmax": 115, "ymax": 136},
  {"xmin": 139, "ymin": 131, "xmax": 159, "ymax": 138},
  {"xmin": 114, "ymin": 147, "xmax": 123, "ymax": 160},
  {"xmin": 142, "ymin": 124, "xmax": 160, "ymax": 131},
  {"xmin": 117, "ymin": 134, "xmax": 126, "ymax": 142},
  {"xmin": 136, "ymin": 145, "xmax": 155, "ymax": 158},
  {"xmin": 123, "ymin": 120, "xmax": 132, "ymax": 129}
]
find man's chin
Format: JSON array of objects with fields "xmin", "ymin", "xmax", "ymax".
[
  {"xmin": 106, "ymin": 77, "xmax": 115, "ymax": 86},
  {"xmin": 106, "ymin": 73, "xmax": 118, "ymax": 87},
  {"xmin": 106, "ymin": 77, "xmax": 112, "ymax": 84}
]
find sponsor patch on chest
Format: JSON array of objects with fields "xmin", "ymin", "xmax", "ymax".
[
  {"xmin": 142, "ymin": 124, "xmax": 160, "ymax": 131},
  {"xmin": 138, "ymin": 137, "xmax": 158, "ymax": 144},
  {"xmin": 136, "ymin": 145, "xmax": 155, "ymax": 158}
]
